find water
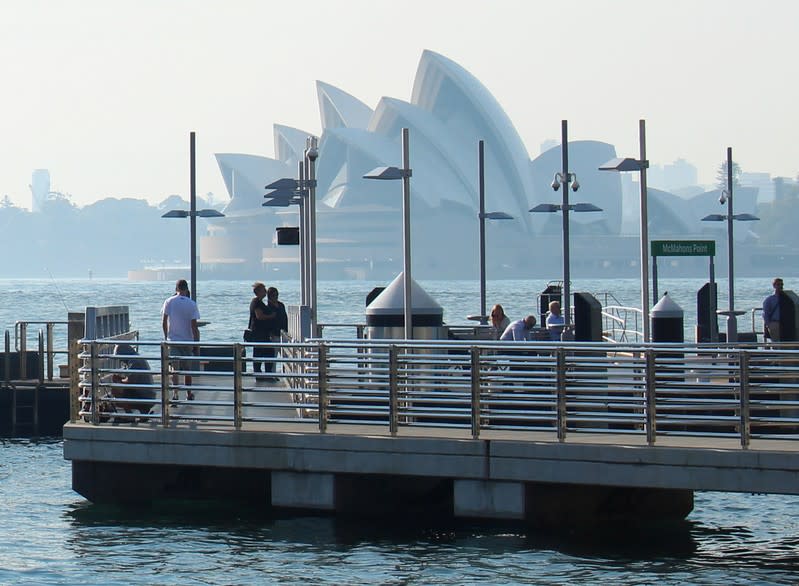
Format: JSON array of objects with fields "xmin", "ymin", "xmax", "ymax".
[{"xmin": 1, "ymin": 276, "xmax": 799, "ymax": 584}]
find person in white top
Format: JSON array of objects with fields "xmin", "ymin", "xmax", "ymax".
[
  {"xmin": 500, "ymin": 315, "xmax": 536, "ymax": 341},
  {"xmin": 161, "ymin": 279, "xmax": 200, "ymax": 400},
  {"xmin": 545, "ymin": 300, "xmax": 565, "ymax": 341}
]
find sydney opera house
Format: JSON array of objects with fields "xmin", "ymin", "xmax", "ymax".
[{"xmin": 200, "ymin": 50, "xmax": 760, "ymax": 280}]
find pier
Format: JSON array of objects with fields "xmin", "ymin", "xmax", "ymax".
[{"xmin": 63, "ymin": 336, "xmax": 799, "ymax": 525}]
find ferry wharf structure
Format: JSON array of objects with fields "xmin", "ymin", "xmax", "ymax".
[
  {"xmin": 0, "ymin": 309, "xmax": 123, "ymax": 437},
  {"xmin": 63, "ymin": 336, "xmax": 799, "ymax": 526}
]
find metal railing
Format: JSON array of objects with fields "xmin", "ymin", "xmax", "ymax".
[
  {"xmin": 71, "ymin": 337, "xmax": 799, "ymax": 448},
  {"xmin": 6, "ymin": 321, "xmax": 72, "ymax": 381}
]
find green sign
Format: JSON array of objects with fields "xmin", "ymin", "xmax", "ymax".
[{"xmin": 651, "ymin": 240, "xmax": 715, "ymax": 257}]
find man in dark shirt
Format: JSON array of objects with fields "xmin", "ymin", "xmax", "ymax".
[{"xmin": 763, "ymin": 277, "xmax": 785, "ymax": 342}]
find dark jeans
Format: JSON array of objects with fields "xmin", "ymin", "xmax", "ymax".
[{"xmin": 253, "ymin": 345, "xmax": 276, "ymax": 373}]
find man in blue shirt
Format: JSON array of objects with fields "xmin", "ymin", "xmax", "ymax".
[
  {"xmin": 763, "ymin": 277, "xmax": 784, "ymax": 342},
  {"xmin": 500, "ymin": 315, "xmax": 537, "ymax": 341}
]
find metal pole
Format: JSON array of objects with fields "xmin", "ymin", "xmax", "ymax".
[
  {"xmin": 401, "ymin": 128, "xmax": 413, "ymax": 340},
  {"xmin": 638, "ymin": 119, "xmax": 651, "ymax": 343},
  {"xmin": 652, "ymin": 257, "xmax": 658, "ymax": 303},
  {"xmin": 308, "ymin": 137, "xmax": 319, "ymax": 337},
  {"xmin": 709, "ymin": 256, "xmax": 718, "ymax": 342},
  {"xmin": 189, "ymin": 131, "xmax": 197, "ymax": 301},
  {"xmin": 561, "ymin": 120, "xmax": 571, "ymax": 329},
  {"xmin": 726, "ymin": 146, "xmax": 737, "ymax": 343},
  {"xmin": 478, "ymin": 140, "xmax": 487, "ymax": 326},
  {"xmin": 298, "ymin": 161, "xmax": 307, "ymax": 306}
]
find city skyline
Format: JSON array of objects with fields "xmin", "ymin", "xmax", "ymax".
[{"xmin": 1, "ymin": 0, "xmax": 797, "ymax": 208}]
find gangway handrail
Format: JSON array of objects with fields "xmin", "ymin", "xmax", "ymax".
[{"xmin": 72, "ymin": 336, "xmax": 799, "ymax": 450}]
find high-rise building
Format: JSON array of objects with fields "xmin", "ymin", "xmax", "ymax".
[{"xmin": 30, "ymin": 169, "xmax": 50, "ymax": 212}]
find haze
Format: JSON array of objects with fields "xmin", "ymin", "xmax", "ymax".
[{"xmin": 1, "ymin": 0, "xmax": 797, "ymax": 208}]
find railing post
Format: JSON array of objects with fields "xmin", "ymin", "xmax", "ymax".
[
  {"xmin": 317, "ymin": 343, "xmax": 328, "ymax": 433},
  {"xmin": 37, "ymin": 330, "xmax": 45, "ymax": 385},
  {"xmin": 19, "ymin": 322, "xmax": 27, "ymax": 379},
  {"xmin": 160, "ymin": 342, "xmax": 170, "ymax": 426},
  {"xmin": 233, "ymin": 342, "xmax": 243, "ymax": 429},
  {"xmin": 556, "ymin": 348, "xmax": 567, "ymax": 441},
  {"xmin": 68, "ymin": 339, "xmax": 80, "ymax": 423},
  {"xmin": 90, "ymin": 342, "xmax": 99, "ymax": 425},
  {"xmin": 389, "ymin": 344, "xmax": 398, "ymax": 436},
  {"xmin": 46, "ymin": 322, "xmax": 54, "ymax": 381},
  {"xmin": 470, "ymin": 346, "xmax": 481, "ymax": 439},
  {"xmin": 739, "ymin": 350, "xmax": 750, "ymax": 448},
  {"xmin": 645, "ymin": 349, "xmax": 657, "ymax": 445},
  {"xmin": 4, "ymin": 330, "xmax": 10, "ymax": 385}
]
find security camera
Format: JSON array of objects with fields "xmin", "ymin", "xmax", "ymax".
[
  {"xmin": 719, "ymin": 192, "xmax": 727, "ymax": 205},
  {"xmin": 306, "ymin": 147, "xmax": 319, "ymax": 162},
  {"xmin": 571, "ymin": 178, "xmax": 580, "ymax": 192},
  {"xmin": 551, "ymin": 178, "xmax": 561, "ymax": 191}
]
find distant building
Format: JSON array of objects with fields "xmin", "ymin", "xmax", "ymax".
[
  {"xmin": 30, "ymin": 169, "xmax": 50, "ymax": 212},
  {"xmin": 648, "ymin": 158, "xmax": 698, "ymax": 194},
  {"xmin": 740, "ymin": 172, "xmax": 775, "ymax": 203}
]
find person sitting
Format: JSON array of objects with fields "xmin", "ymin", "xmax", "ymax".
[
  {"xmin": 500, "ymin": 315, "xmax": 537, "ymax": 341},
  {"xmin": 545, "ymin": 300, "xmax": 565, "ymax": 341},
  {"xmin": 108, "ymin": 344, "xmax": 157, "ymax": 415},
  {"xmin": 490, "ymin": 304, "xmax": 511, "ymax": 340}
]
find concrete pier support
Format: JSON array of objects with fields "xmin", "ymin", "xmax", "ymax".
[
  {"xmin": 272, "ymin": 471, "xmax": 334, "ymax": 510},
  {"xmin": 454, "ymin": 479, "xmax": 525, "ymax": 520}
]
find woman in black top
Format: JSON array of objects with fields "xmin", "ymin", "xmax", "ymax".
[{"xmin": 249, "ymin": 282, "xmax": 277, "ymax": 373}]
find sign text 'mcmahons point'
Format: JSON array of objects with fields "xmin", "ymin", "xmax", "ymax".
[{"xmin": 650, "ymin": 240, "xmax": 716, "ymax": 257}]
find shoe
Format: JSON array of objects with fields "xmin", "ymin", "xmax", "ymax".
[{"xmin": 187, "ymin": 390, "xmax": 195, "ymax": 401}]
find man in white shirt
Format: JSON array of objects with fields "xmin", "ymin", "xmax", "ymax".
[
  {"xmin": 545, "ymin": 300, "xmax": 565, "ymax": 341},
  {"xmin": 500, "ymin": 315, "xmax": 537, "ymax": 341},
  {"xmin": 161, "ymin": 279, "xmax": 200, "ymax": 400}
]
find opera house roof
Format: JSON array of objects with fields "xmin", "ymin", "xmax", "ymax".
[{"xmin": 205, "ymin": 50, "xmax": 760, "ymax": 279}]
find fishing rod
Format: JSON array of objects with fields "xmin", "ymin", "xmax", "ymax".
[{"xmin": 45, "ymin": 267, "xmax": 70, "ymax": 313}]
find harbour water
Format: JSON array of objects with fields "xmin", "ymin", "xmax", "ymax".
[{"xmin": 2, "ymin": 276, "xmax": 799, "ymax": 584}]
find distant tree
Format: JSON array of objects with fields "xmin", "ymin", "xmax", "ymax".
[
  {"xmin": 1, "ymin": 195, "xmax": 17, "ymax": 208},
  {"xmin": 157, "ymin": 194, "xmax": 188, "ymax": 211},
  {"xmin": 715, "ymin": 160, "xmax": 742, "ymax": 191}
]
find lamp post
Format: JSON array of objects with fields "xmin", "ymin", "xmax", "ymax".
[
  {"xmin": 531, "ymin": 120, "xmax": 600, "ymax": 334},
  {"xmin": 305, "ymin": 137, "xmax": 319, "ymax": 334},
  {"xmin": 701, "ymin": 146, "xmax": 759, "ymax": 343},
  {"xmin": 476, "ymin": 139, "xmax": 513, "ymax": 325},
  {"xmin": 363, "ymin": 128, "xmax": 414, "ymax": 340},
  {"xmin": 162, "ymin": 131, "xmax": 225, "ymax": 301},
  {"xmin": 599, "ymin": 120, "xmax": 650, "ymax": 342},
  {"xmin": 264, "ymin": 140, "xmax": 320, "ymax": 336}
]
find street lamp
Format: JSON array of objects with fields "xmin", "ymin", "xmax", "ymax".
[
  {"xmin": 476, "ymin": 139, "xmax": 513, "ymax": 325},
  {"xmin": 264, "ymin": 142, "xmax": 319, "ymax": 336},
  {"xmin": 701, "ymin": 146, "xmax": 759, "ymax": 343},
  {"xmin": 162, "ymin": 131, "xmax": 225, "ymax": 301},
  {"xmin": 363, "ymin": 128, "xmax": 414, "ymax": 340},
  {"xmin": 531, "ymin": 120, "xmax": 601, "ymax": 335},
  {"xmin": 599, "ymin": 119, "xmax": 650, "ymax": 342},
  {"xmin": 305, "ymin": 137, "xmax": 319, "ymax": 335}
]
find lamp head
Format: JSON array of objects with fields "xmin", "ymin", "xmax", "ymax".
[
  {"xmin": 719, "ymin": 190, "xmax": 728, "ymax": 205},
  {"xmin": 571, "ymin": 177, "xmax": 580, "ymax": 192},
  {"xmin": 306, "ymin": 146, "xmax": 319, "ymax": 162},
  {"xmin": 551, "ymin": 174, "xmax": 561, "ymax": 191}
]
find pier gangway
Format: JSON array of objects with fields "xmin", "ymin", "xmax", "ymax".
[{"xmin": 63, "ymin": 335, "xmax": 799, "ymax": 523}]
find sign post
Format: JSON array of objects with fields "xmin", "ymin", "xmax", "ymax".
[{"xmin": 651, "ymin": 240, "xmax": 717, "ymax": 341}]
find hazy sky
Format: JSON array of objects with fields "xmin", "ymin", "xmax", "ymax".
[{"xmin": 1, "ymin": 0, "xmax": 797, "ymax": 208}]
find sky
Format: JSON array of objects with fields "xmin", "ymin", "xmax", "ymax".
[{"xmin": 1, "ymin": 0, "xmax": 797, "ymax": 208}]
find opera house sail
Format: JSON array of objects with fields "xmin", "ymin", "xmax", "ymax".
[{"xmin": 198, "ymin": 50, "xmax": 761, "ymax": 280}]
